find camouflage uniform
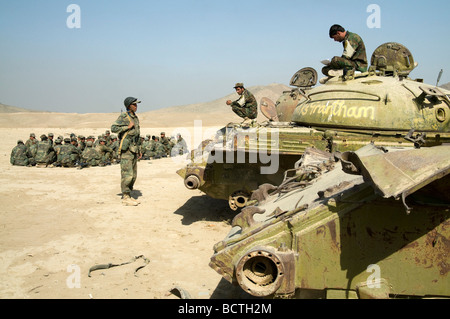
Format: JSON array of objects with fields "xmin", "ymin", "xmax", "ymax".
[
  {"xmin": 56, "ymin": 138, "xmax": 80, "ymax": 167},
  {"xmin": 323, "ymin": 31, "xmax": 368, "ymax": 75},
  {"xmin": 34, "ymin": 135, "xmax": 55, "ymax": 166},
  {"xmin": 230, "ymin": 84, "xmax": 258, "ymax": 120},
  {"xmin": 25, "ymin": 133, "xmax": 37, "ymax": 147},
  {"xmin": 160, "ymin": 132, "xmax": 172, "ymax": 156},
  {"xmin": 10, "ymin": 140, "xmax": 35, "ymax": 166},
  {"xmin": 172, "ymin": 135, "xmax": 189, "ymax": 156},
  {"xmin": 25, "ymin": 133, "xmax": 38, "ymax": 156},
  {"xmin": 95, "ymin": 138, "xmax": 113, "ymax": 165},
  {"xmin": 78, "ymin": 136, "xmax": 86, "ymax": 152},
  {"xmin": 110, "ymin": 135, "xmax": 119, "ymax": 162},
  {"xmin": 81, "ymin": 141, "xmax": 101, "ymax": 167},
  {"xmin": 53, "ymin": 138, "xmax": 63, "ymax": 154},
  {"xmin": 111, "ymin": 109, "xmax": 141, "ymax": 197}
]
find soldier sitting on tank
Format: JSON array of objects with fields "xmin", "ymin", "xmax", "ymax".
[
  {"xmin": 226, "ymin": 83, "xmax": 258, "ymax": 123},
  {"xmin": 321, "ymin": 24, "xmax": 368, "ymax": 79}
]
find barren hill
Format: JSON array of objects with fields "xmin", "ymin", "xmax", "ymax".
[
  {"xmin": 0, "ymin": 83, "xmax": 290, "ymax": 128},
  {"xmin": 0, "ymin": 103, "xmax": 40, "ymax": 113},
  {"xmin": 440, "ymin": 82, "xmax": 450, "ymax": 90}
]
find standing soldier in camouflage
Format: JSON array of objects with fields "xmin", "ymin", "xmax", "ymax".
[
  {"xmin": 111, "ymin": 97, "xmax": 142, "ymax": 206},
  {"xmin": 322, "ymin": 24, "xmax": 368, "ymax": 77},
  {"xmin": 10, "ymin": 140, "xmax": 35, "ymax": 166},
  {"xmin": 226, "ymin": 83, "xmax": 258, "ymax": 122}
]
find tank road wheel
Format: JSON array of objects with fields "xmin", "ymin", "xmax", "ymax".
[{"xmin": 228, "ymin": 191, "xmax": 251, "ymax": 211}]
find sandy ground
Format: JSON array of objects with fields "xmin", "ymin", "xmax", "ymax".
[{"xmin": 0, "ymin": 121, "xmax": 254, "ymax": 299}]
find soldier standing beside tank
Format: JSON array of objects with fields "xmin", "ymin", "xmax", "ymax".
[
  {"xmin": 111, "ymin": 97, "xmax": 142, "ymax": 206},
  {"xmin": 321, "ymin": 24, "xmax": 368, "ymax": 78},
  {"xmin": 226, "ymin": 83, "xmax": 258, "ymax": 122}
]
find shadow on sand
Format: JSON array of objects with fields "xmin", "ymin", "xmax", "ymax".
[{"xmin": 173, "ymin": 195, "xmax": 235, "ymax": 225}]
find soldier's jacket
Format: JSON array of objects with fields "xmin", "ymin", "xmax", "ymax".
[
  {"xmin": 231, "ymin": 89, "xmax": 258, "ymax": 119},
  {"xmin": 78, "ymin": 141, "xmax": 86, "ymax": 152},
  {"xmin": 34, "ymin": 140, "xmax": 54, "ymax": 164},
  {"xmin": 160, "ymin": 136, "xmax": 172, "ymax": 154},
  {"xmin": 342, "ymin": 31, "xmax": 368, "ymax": 72},
  {"xmin": 57, "ymin": 144, "xmax": 80, "ymax": 167},
  {"xmin": 10, "ymin": 144, "xmax": 33, "ymax": 166},
  {"xmin": 111, "ymin": 112, "xmax": 141, "ymax": 154},
  {"xmin": 110, "ymin": 140, "xmax": 119, "ymax": 159},
  {"xmin": 81, "ymin": 146, "xmax": 101, "ymax": 166},
  {"xmin": 29, "ymin": 143, "xmax": 38, "ymax": 158},
  {"xmin": 25, "ymin": 138, "xmax": 37, "ymax": 150},
  {"xmin": 173, "ymin": 137, "xmax": 189, "ymax": 155},
  {"xmin": 96, "ymin": 144, "xmax": 113, "ymax": 162},
  {"xmin": 53, "ymin": 143, "xmax": 63, "ymax": 154}
]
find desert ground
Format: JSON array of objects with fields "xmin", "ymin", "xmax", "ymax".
[{"xmin": 0, "ymin": 115, "xmax": 261, "ymax": 300}]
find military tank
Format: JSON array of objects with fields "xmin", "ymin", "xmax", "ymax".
[
  {"xmin": 209, "ymin": 143, "xmax": 450, "ymax": 298},
  {"xmin": 177, "ymin": 42, "xmax": 450, "ymax": 210}
]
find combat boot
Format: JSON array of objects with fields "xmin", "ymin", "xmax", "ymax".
[
  {"xmin": 327, "ymin": 69, "xmax": 344, "ymax": 77},
  {"xmin": 122, "ymin": 194, "xmax": 139, "ymax": 206}
]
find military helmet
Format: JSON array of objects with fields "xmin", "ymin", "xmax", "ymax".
[{"xmin": 124, "ymin": 97, "xmax": 141, "ymax": 109}]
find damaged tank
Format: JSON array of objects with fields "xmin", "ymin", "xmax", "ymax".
[
  {"xmin": 210, "ymin": 144, "xmax": 450, "ymax": 298},
  {"xmin": 177, "ymin": 42, "xmax": 450, "ymax": 210}
]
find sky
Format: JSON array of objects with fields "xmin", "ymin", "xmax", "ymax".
[{"xmin": 0, "ymin": 0, "xmax": 449, "ymax": 113}]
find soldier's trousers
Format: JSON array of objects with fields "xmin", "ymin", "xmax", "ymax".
[
  {"xmin": 231, "ymin": 105, "xmax": 257, "ymax": 120},
  {"xmin": 120, "ymin": 150, "xmax": 138, "ymax": 195},
  {"xmin": 322, "ymin": 56, "xmax": 357, "ymax": 76}
]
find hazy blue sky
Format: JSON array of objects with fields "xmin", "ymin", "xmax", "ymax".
[{"xmin": 0, "ymin": 0, "xmax": 449, "ymax": 113}]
